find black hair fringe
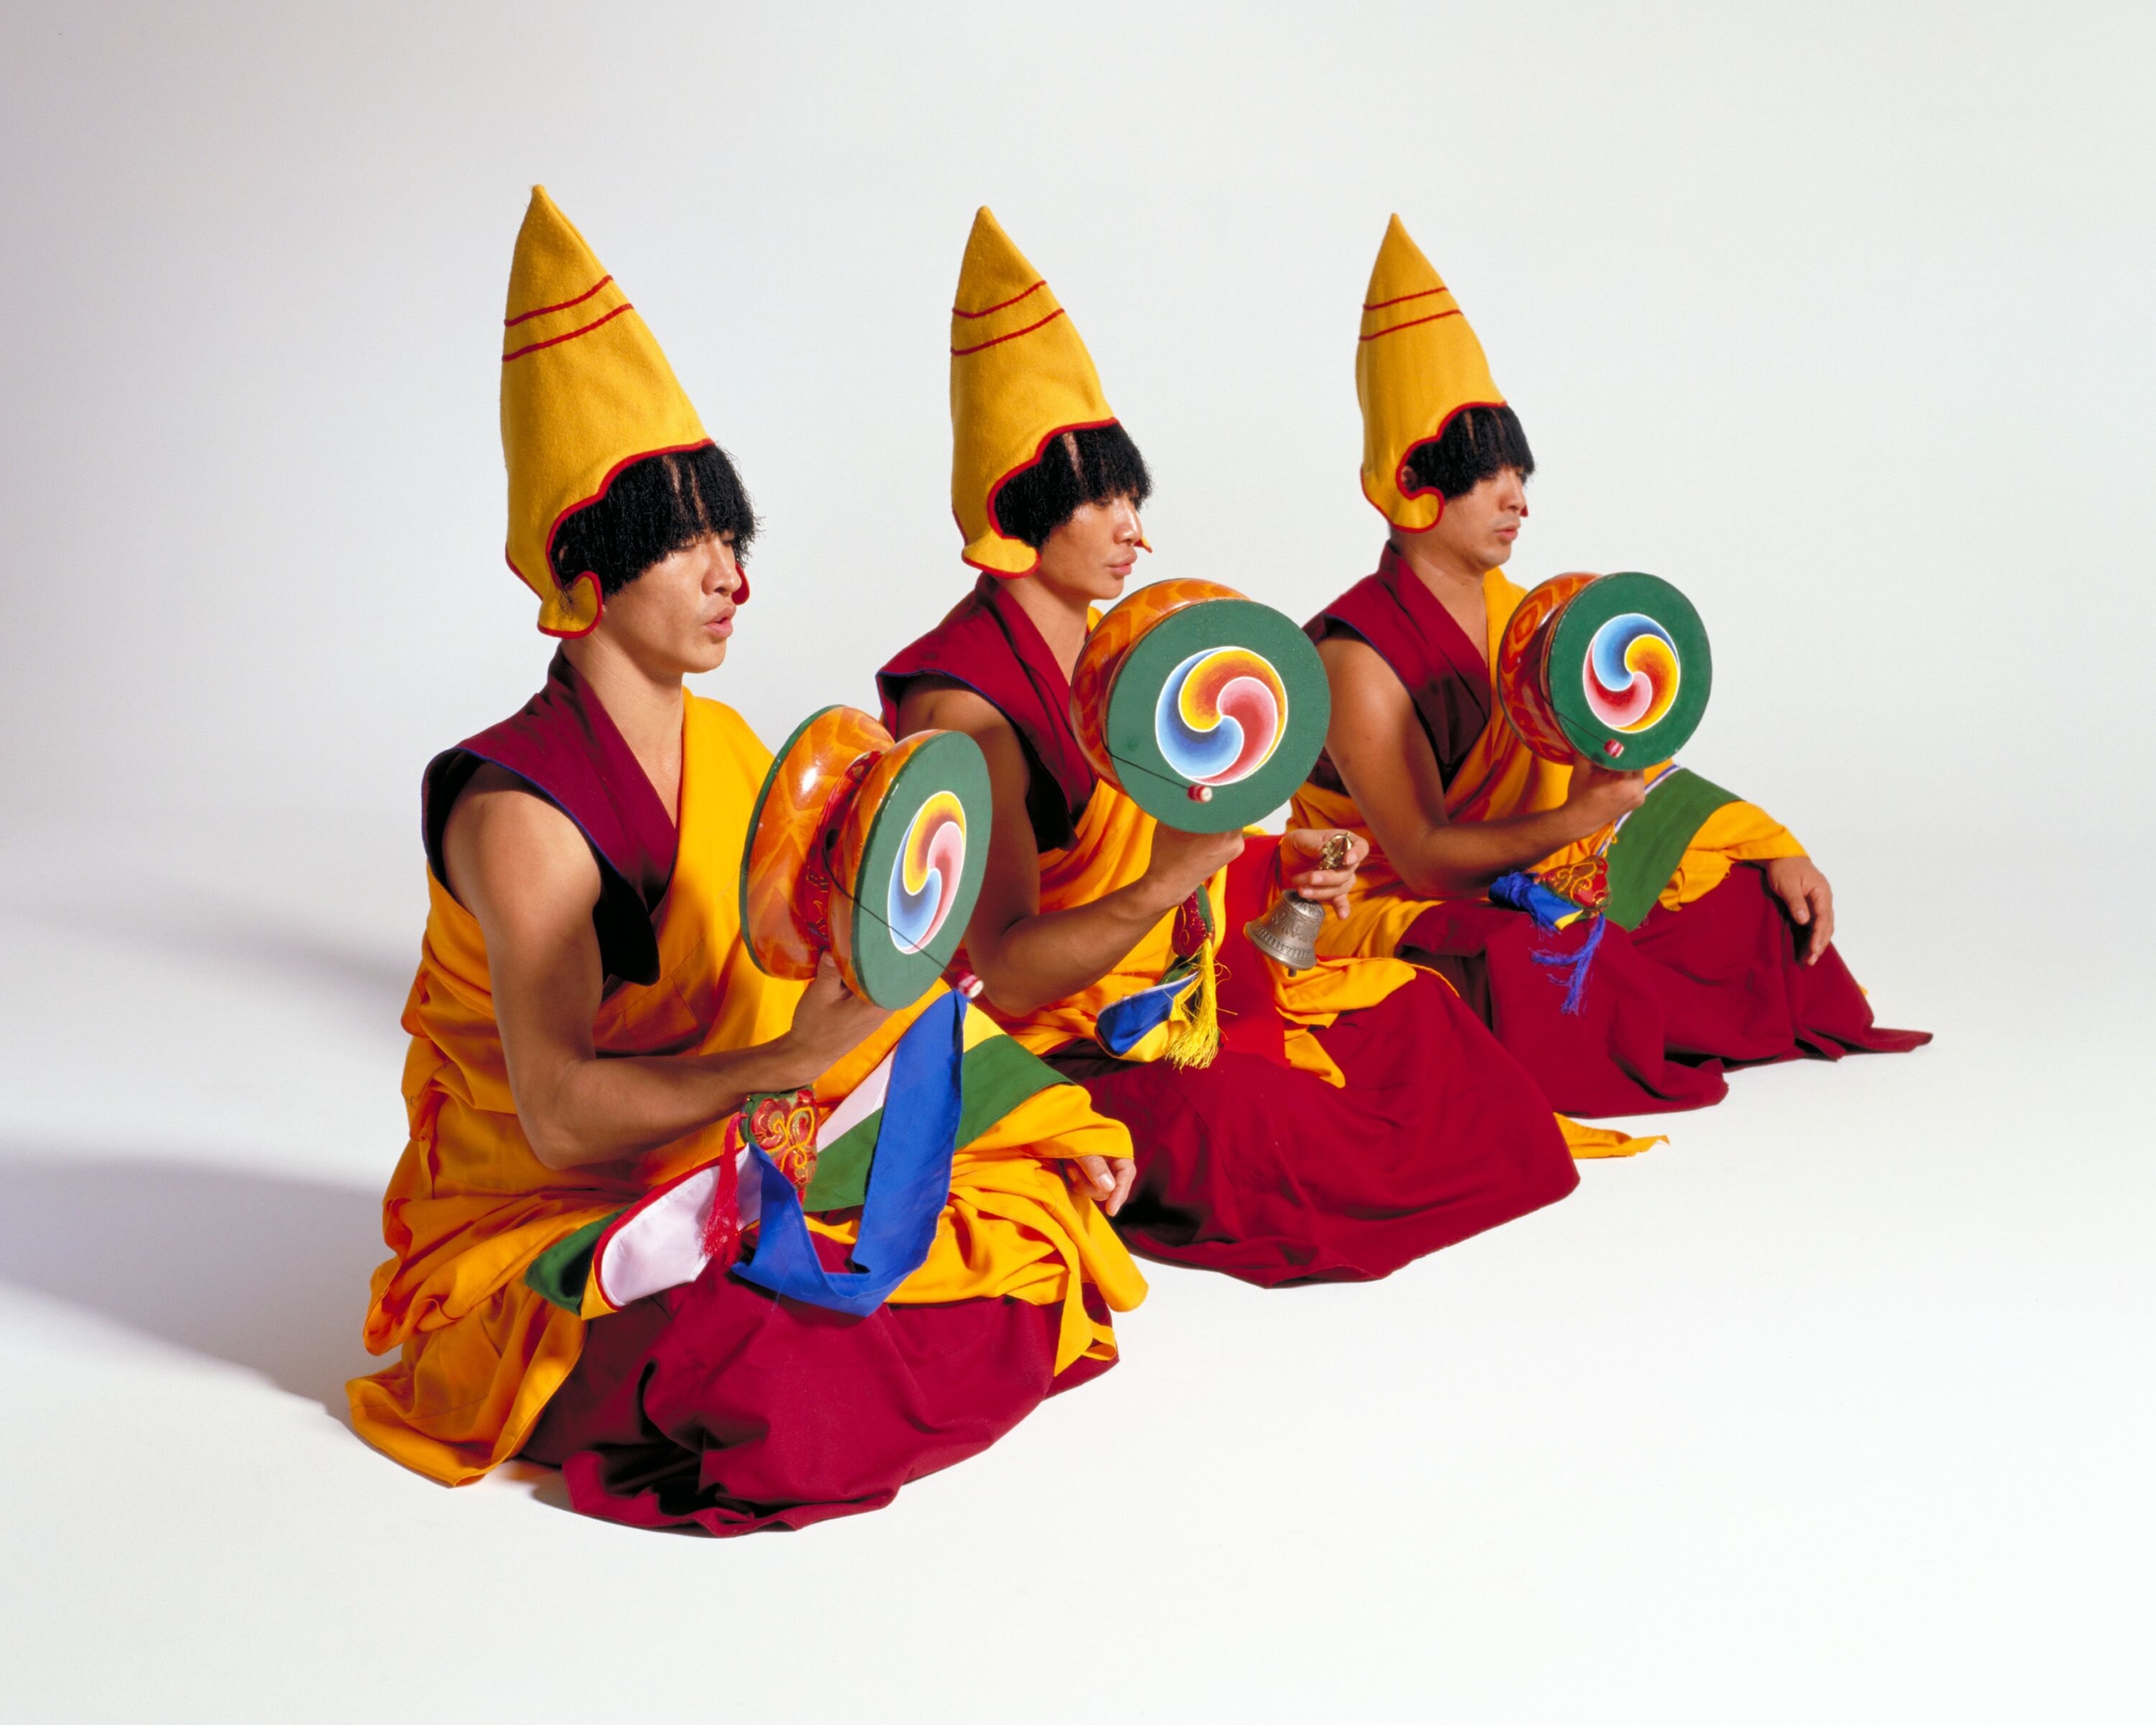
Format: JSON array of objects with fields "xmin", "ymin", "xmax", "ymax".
[
  {"xmin": 1402, "ymin": 404, "xmax": 1535, "ymax": 502},
  {"xmin": 551, "ymin": 443, "xmax": 759, "ymax": 600},
  {"xmin": 993, "ymin": 423, "xmax": 1153, "ymax": 549}
]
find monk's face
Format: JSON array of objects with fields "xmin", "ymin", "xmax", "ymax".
[
  {"xmin": 1429, "ymin": 467, "xmax": 1529, "ymax": 569},
  {"xmin": 1033, "ymin": 494, "xmax": 1144, "ymax": 606},
  {"xmin": 598, "ymin": 534, "xmax": 745, "ymax": 676}
]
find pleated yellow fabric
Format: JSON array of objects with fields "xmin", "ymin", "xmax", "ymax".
[
  {"xmin": 499, "ymin": 186, "xmax": 711, "ymax": 635},
  {"xmin": 1357, "ymin": 214, "xmax": 1507, "ymax": 532},
  {"xmin": 949, "ymin": 207, "xmax": 1117, "ymax": 577}
]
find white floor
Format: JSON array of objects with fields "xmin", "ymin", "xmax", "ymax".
[{"xmin": 1, "ymin": 807, "xmax": 2147, "ymax": 1722}]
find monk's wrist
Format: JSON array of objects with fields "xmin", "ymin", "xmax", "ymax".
[
  {"xmin": 1123, "ymin": 873, "xmax": 1189, "ymax": 922},
  {"xmin": 705, "ymin": 1037, "xmax": 814, "ymax": 1101}
]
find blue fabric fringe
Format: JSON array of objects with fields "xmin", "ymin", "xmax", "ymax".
[
  {"xmin": 1493, "ymin": 871, "xmax": 1606, "ymax": 1016},
  {"xmin": 1529, "ymin": 913, "xmax": 1607, "ymax": 1016}
]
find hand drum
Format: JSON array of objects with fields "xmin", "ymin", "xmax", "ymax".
[
  {"xmin": 739, "ymin": 706, "xmax": 991, "ymax": 1007},
  {"xmin": 1070, "ymin": 579, "xmax": 1331, "ymax": 834},
  {"xmin": 1496, "ymin": 571, "xmax": 1711, "ymax": 769}
]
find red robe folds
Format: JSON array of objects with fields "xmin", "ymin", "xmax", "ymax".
[
  {"xmin": 879, "ymin": 577, "xmax": 1581, "ymax": 1287},
  {"xmin": 1298, "ymin": 549, "xmax": 1929, "ymax": 1118},
  {"xmin": 522, "ymin": 1233, "xmax": 1111, "ymax": 1535}
]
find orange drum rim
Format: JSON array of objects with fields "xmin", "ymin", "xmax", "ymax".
[{"xmin": 739, "ymin": 706, "xmax": 893, "ymax": 980}]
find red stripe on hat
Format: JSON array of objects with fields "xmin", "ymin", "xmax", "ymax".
[
  {"xmin": 953, "ymin": 280, "xmax": 1047, "ymax": 319},
  {"xmin": 503, "ymin": 301, "xmax": 636, "ymax": 362},
  {"xmin": 504, "ymin": 275, "xmax": 616, "ymax": 328},
  {"xmin": 1358, "ymin": 309, "xmax": 1464, "ymax": 343},
  {"xmin": 951, "ymin": 307, "xmax": 1067, "ymax": 357}
]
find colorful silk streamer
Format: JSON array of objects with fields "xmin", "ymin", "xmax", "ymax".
[{"xmin": 733, "ymin": 988, "xmax": 964, "ymax": 1316}]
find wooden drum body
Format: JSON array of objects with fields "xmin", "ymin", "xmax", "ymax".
[{"xmin": 739, "ymin": 707, "xmax": 991, "ymax": 1007}]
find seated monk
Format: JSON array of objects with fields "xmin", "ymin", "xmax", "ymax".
[
  {"xmin": 349, "ymin": 189, "xmax": 1145, "ymax": 1537},
  {"xmin": 878, "ymin": 209, "xmax": 1588, "ymax": 1290},
  {"xmin": 1295, "ymin": 216, "xmax": 1929, "ymax": 1118}
]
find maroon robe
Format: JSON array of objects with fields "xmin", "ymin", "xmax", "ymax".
[
  {"xmin": 880, "ymin": 576, "xmax": 1579, "ymax": 1287},
  {"xmin": 524, "ymin": 1236, "xmax": 1108, "ymax": 1535},
  {"xmin": 424, "ymin": 649, "xmax": 680, "ymax": 985},
  {"xmin": 1309, "ymin": 549, "xmax": 1930, "ymax": 1118},
  {"xmin": 431, "ymin": 649, "xmax": 1105, "ymax": 1535}
]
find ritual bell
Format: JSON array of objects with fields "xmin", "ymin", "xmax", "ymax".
[
  {"xmin": 1242, "ymin": 891, "xmax": 1329, "ymax": 972},
  {"xmin": 1242, "ymin": 830, "xmax": 1351, "ymax": 973}
]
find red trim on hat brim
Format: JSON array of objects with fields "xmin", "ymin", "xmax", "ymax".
[
  {"xmin": 510, "ymin": 438, "xmax": 740, "ymax": 637},
  {"xmin": 961, "ymin": 416, "xmax": 1123, "ymax": 579},
  {"xmin": 1365, "ymin": 398, "xmax": 1508, "ymax": 533}
]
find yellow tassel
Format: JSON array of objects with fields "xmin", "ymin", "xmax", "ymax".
[{"xmin": 1163, "ymin": 937, "xmax": 1221, "ymax": 1068}]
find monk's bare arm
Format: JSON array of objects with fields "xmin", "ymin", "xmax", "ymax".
[
  {"xmin": 442, "ymin": 766, "xmax": 888, "ymax": 1170},
  {"xmin": 896, "ymin": 680, "xmax": 1241, "ymax": 1019},
  {"xmin": 1317, "ymin": 633, "xmax": 1646, "ymax": 895}
]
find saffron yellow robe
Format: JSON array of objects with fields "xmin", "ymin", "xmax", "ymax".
[{"xmin": 350, "ymin": 692, "xmax": 1147, "ymax": 1487}]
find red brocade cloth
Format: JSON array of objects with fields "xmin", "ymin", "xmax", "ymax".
[
  {"xmin": 1401, "ymin": 863, "xmax": 1933, "ymax": 1119},
  {"xmin": 524, "ymin": 1235, "xmax": 1110, "ymax": 1536},
  {"xmin": 1055, "ymin": 970, "xmax": 1580, "ymax": 1286}
]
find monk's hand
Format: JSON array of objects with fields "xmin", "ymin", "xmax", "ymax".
[
  {"xmin": 1563, "ymin": 763, "xmax": 1650, "ymax": 830},
  {"xmin": 1140, "ymin": 823, "xmax": 1246, "ymax": 910},
  {"xmin": 1280, "ymin": 828, "xmax": 1368, "ymax": 918},
  {"xmin": 1764, "ymin": 855, "xmax": 1835, "ymax": 965},
  {"xmin": 777, "ymin": 955, "xmax": 894, "ymax": 1081},
  {"xmin": 1068, "ymin": 1153, "xmax": 1136, "ymax": 1217}
]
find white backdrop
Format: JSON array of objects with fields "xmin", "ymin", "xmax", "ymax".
[
  {"xmin": 3, "ymin": 3, "xmax": 2151, "ymax": 1721},
  {"xmin": 5, "ymin": 1, "xmax": 2147, "ymax": 850}
]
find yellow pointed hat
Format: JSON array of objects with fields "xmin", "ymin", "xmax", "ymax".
[
  {"xmin": 1357, "ymin": 214, "xmax": 1505, "ymax": 532},
  {"xmin": 499, "ymin": 187, "xmax": 711, "ymax": 635},
  {"xmin": 949, "ymin": 208, "xmax": 1117, "ymax": 577}
]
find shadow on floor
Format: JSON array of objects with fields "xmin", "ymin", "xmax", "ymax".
[
  {"xmin": 39, "ymin": 893, "xmax": 415, "ymax": 1018},
  {"xmin": 0, "ymin": 1154, "xmax": 387, "ymax": 1421}
]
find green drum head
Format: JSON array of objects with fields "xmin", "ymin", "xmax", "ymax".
[
  {"xmin": 1101, "ymin": 598, "xmax": 1331, "ymax": 833},
  {"xmin": 1546, "ymin": 571, "xmax": 1711, "ymax": 769},
  {"xmin": 846, "ymin": 729, "xmax": 992, "ymax": 1008}
]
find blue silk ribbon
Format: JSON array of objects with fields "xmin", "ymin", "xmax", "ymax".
[
  {"xmin": 732, "ymin": 987, "xmax": 964, "ymax": 1316},
  {"xmin": 1490, "ymin": 869, "xmax": 1585, "ymax": 931}
]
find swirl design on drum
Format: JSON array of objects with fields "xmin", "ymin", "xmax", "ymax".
[
  {"xmin": 886, "ymin": 790, "xmax": 968, "ymax": 955},
  {"xmin": 1154, "ymin": 648, "xmax": 1288, "ymax": 787},
  {"xmin": 1582, "ymin": 613, "xmax": 1681, "ymax": 734}
]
